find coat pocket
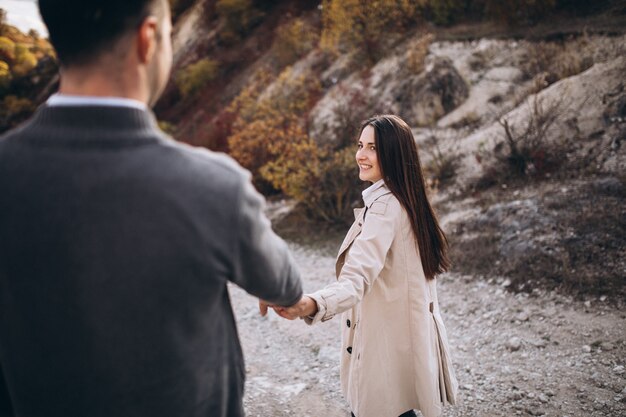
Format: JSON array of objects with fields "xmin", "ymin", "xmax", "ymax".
[{"xmin": 432, "ymin": 311, "xmax": 458, "ymax": 405}]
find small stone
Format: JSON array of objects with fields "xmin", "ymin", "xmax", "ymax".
[
  {"xmin": 582, "ymin": 345, "xmax": 592, "ymax": 353},
  {"xmin": 515, "ymin": 311, "xmax": 530, "ymax": 322},
  {"xmin": 532, "ymin": 339, "xmax": 547, "ymax": 348},
  {"xmin": 508, "ymin": 391, "xmax": 523, "ymax": 401},
  {"xmin": 527, "ymin": 392, "xmax": 536, "ymax": 399},
  {"xmin": 462, "ymin": 384, "xmax": 474, "ymax": 390},
  {"xmin": 507, "ymin": 337, "xmax": 522, "ymax": 351},
  {"xmin": 584, "ymin": 300, "xmax": 591, "ymax": 308},
  {"xmin": 613, "ymin": 365, "xmax": 624, "ymax": 375},
  {"xmin": 538, "ymin": 393, "xmax": 549, "ymax": 403},
  {"xmin": 600, "ymin": 342, "xmax": 615, "ymax": 351},
  {"xmin": 600, "ymin": 295, "xmax": 607, "ymax": 302}
]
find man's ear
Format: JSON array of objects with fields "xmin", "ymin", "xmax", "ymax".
[{"xmin": 137, "ymin": 16, "xmax": 159, "ymax": 64}]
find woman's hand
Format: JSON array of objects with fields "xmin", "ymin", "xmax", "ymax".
[{"xmin": 272, "ymin": 296, "xmax": 318, "ymax": 320}]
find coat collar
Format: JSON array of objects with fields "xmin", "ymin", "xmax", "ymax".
[{"xmin": 362, "ymin": 180, "xmax": 390, "ymax": 207}]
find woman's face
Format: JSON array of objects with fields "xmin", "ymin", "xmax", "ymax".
[{"xmin": 356, "ymin": 125, "xmax": 383, "ymax": 183}]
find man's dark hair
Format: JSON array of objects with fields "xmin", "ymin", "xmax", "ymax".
[{"xmin": 39, "ymin": 0, "xmax": 160, "ymax": 66}]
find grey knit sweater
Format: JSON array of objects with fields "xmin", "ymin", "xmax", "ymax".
[{"xmin": 0, "ymin": 105, "xmax": 302, "ymax": 417}]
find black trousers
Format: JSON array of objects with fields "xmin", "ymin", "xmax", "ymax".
[{"xmin": 351, "ymin": 411, "xmax": 417, "ymax": 417}]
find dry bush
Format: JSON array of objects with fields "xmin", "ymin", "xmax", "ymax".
[
  {"xmin": 484, "ymin": 0, "xmax": 557, "ymax": 25},
  {"xmin": 320, "ymin": 0, "xmax": 419, "ymax": 62},
  {"xmin": 521, "ymin": 38, "xmax": 594, "ymax": 84},
  {"xmin": 216, "ymin": 0, "xmax": 263, "ymax": 44},
  {"xmin": 272, "ymin": 18, "xmax": 319, "ymax": 67},
  {"xmin": 406, "ymin": 33, "xmax": 434, "ymax": 74},
  {"xmin": 175, "ymin": 58, "xmax": 219, "ymax": 98},
  {"xmin": 423, "ymin": 130, "xmax": 460, "ymax": 188},
  {"xmin": 427, "ymin": 0, "xmax": 467, "ymax": 25},
  {"xmin": 476, "ymin": 94, "xmax": 568, "ymax": 188},
  {"xmin": 226, "ymin": 66, "xmax": 361, "ymax": 222},
  {"xmin": 0, "ymin": 95, "xmax": 34, "ymax": 133},
  {"xmin": 227, "ymin": 67, "xmax": 321, "ymax": 193}
]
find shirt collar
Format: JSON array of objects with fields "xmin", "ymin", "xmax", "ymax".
[
  {"xmin": 362, "ymin": 179, "xmax": 388, "ymax": 206},
  {"xmin": 46, "ymin": 94, "xmax": 148, "ymax": 111}
]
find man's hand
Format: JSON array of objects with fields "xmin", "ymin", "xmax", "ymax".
[
  {"xmin": 259, "ymin": 299, "xmax": 272, "ymax": 317},
  {"xmin": 272, "ymin": 296, "xmax": 318, "ymax": 320}
]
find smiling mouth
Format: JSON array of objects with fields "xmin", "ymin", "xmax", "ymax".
[{"xmin": 359, "ymin": 164, "xmax": 373, "ymax": 170}]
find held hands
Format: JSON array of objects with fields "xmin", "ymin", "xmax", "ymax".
[{"xmin": 258, "ymin": 296, "xmax": 318, "ymax": 320}]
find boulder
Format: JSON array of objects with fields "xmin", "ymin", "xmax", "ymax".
[{"xmin": 389, "ymin": 56, "xmax": 469, "ymax": 127}]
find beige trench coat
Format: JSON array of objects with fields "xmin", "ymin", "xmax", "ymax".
[{"xmin": 306, "ymin": 182, "xmax": 457, "ymax": 417}]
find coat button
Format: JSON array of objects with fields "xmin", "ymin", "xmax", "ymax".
[
  {"xmin": 347, "ymin": 346, "xmax": 352, "ymax": 354},
  {"xmin": 347, "ymin": 319, "xmax": 351, "ymax": 328}
]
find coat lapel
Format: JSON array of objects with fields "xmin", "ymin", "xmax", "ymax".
[{"xmin": 334, "ymin": 208, "xmax": 366, "ymax": 277}]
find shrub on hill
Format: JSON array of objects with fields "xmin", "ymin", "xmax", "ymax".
[{"xmin": 175, "ymin": 58, "xmax": 219, "ymax": 98}]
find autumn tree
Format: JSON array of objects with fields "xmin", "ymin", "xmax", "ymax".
[
  {"xmin": 320, "ymin": 0, "xmax": 421, "ymax": 61},
  {"xmin": 272, "ymin": 18, "xmax": 319, "ymax": 67}
]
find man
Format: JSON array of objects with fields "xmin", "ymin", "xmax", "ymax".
[{"xmin": 0, "ymin": 1, "xmax": 302, "ymax": 416}]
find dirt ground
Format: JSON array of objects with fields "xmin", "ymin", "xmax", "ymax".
[{"xmin": 230, "ymin": 242, "xmax": 626, "ymax": 417}]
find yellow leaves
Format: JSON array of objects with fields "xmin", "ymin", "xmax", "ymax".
[
  {"xmin": 0, "ymin": 36, "xmax": 15, "ymax": 61},
  {"xmin": 0, "ymin": 60, "xmax": 10, "ymax": 89},
  {"xmin": 175, "ymin": 58, "xmax": 219, "ymax": 98},
  {"xmin": 227, "ymin": 66, "xmax": 324, "ymax": 195},
  {"xmin": 12, "ymin": 46, "xmax": 37, "ymax": 77}
]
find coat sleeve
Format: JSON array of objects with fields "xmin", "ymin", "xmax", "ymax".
[
  {"xmin": 305, "ymin": 199, "xmax": 397, "ymax": 324},
  {"xmin": 230, "ymin": 174, "xmax": 303, "ymax": 307},
  {"xmin": 0, "ymin": 364, "xmax": 14, "ymax": 417}
]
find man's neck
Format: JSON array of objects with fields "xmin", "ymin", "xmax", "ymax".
[{"xmin": 58, "ymin": 65, "xmax": 149, "ymax": 104}]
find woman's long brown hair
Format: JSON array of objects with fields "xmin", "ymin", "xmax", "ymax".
[{"xmin": 361, "ymin": 115, "xmax": 450, "ymax": 279}]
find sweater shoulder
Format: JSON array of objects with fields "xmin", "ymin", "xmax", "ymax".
[{"xmin": 158, "ymin": 137, "xmax": 251, "ymax": 184}]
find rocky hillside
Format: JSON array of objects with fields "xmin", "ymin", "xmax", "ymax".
[
  {"xmin": 155, "ymin": 1, "xmax": 625, "ymax": 302},
  {"xmin": 1, "ymin": 1, "xmax": 623, "ymax": 300}
]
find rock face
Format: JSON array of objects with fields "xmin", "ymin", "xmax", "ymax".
[
  {"xmin": 308, "ymin": 54, "xmax": 469, "ymax": 145},
  {"xmin": 389, "ymin": 56, "xmax": 469, "ymax": 127}
]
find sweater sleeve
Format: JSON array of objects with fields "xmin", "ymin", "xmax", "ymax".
[
  {"xmin": 304, "ymin": 199, "xmax": 397, "ymax": 324},
  {"xmin": 230, "ymin": 173, "xmax": 302, "ymax": 307}
]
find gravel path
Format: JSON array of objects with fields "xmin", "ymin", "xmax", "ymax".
[{"xmin": 230, "ymin": 243, "xmax": 626, "ymax": 417}]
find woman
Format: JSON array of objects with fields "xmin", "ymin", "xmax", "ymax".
[{"xmin": 262, "ymin": 115, "xmax": 457, "ymax": 417}]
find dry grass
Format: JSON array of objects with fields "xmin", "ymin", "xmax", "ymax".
[{"xmin": 406, "ymin": 33, "xmax": 434, "ymax": 74}]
